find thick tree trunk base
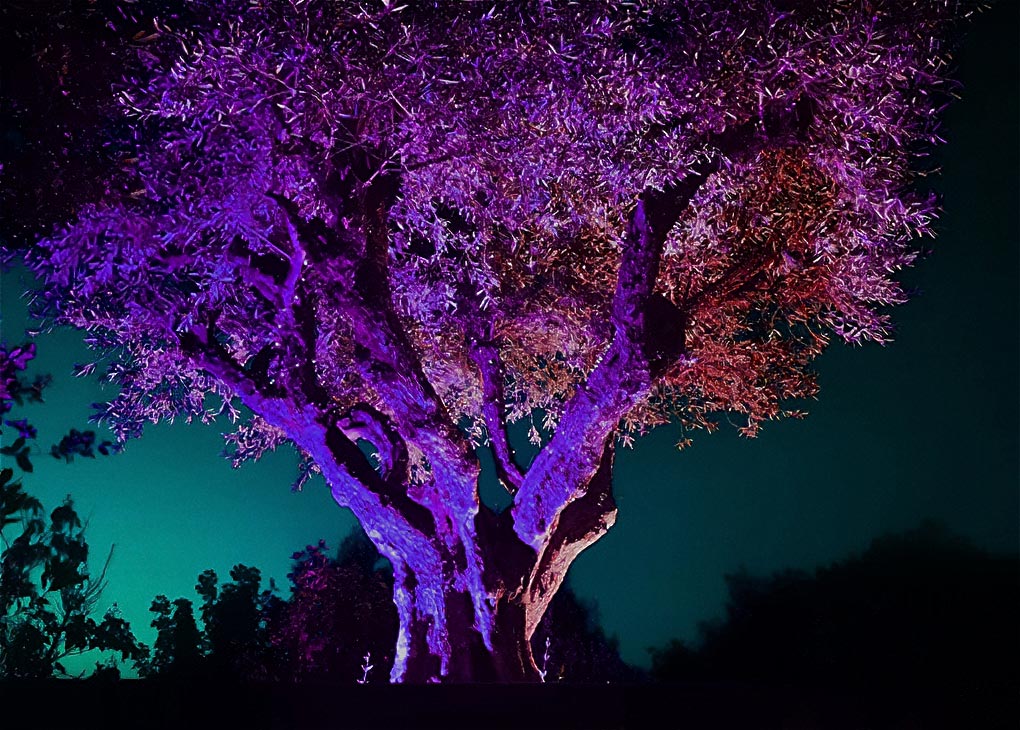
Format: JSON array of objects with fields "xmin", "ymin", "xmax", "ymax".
[{"xmin": 400, "ymin": 591, "xmax": 540, "ymax": 683}]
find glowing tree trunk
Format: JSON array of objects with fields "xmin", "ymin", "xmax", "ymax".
[{"xmin": 319, "ymin": 439, "xmax": 617, "ymax": 683}]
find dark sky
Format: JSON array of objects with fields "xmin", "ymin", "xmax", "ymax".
[{"xmin": 1, "ymin": 2, "xmax": 1016, "ymax": 673}]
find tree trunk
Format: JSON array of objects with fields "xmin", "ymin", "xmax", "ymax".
[
  {"xmin": 376, "ymin": 460, "xmax": 617, "ymax": 683},
  {"xmin": 398, "ymin": 590, "xmax": 541, "ymax": 682},
  {"xmin": 388, "ymin": 552, "xmax": 541, "ymax": 683},
  {"xmin": 311, "ymin": 396, "xmax": 617, "ymax": 683}
]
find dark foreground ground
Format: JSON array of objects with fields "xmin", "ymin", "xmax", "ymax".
[{"xmin": 0, "ymin": 680, "xmax": 1014, "ymax": 730}]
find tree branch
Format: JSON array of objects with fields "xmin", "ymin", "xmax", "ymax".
[
  {"xmin": 511, "ymin": 164, "xmax": 715, "ymax": 549},
  {"xmin": 343, "ymin": 173, "xmax": 496, "ymax": 642},
  {"xmin": 524, "ymin": 442, "xmax": 617, "ymax": 641},
  {"xmin": 337, "ymin": 402, "xmax": 409, "ymax": 489},
  {"xmin": 268, "ymin": 187, "xmax": 476, "ymax": 501},
  {"xmin": 226, "ymin": 252, "xmax": 282, "ymax": 305},
  {"xmin": 291, "ymin": 295, "xmax": 330, "ymax": 409},
  {"xmin": 341, "ymin": 173, "xmax": 480, "ymax": 514},
  {"xmin": 274, "ymin": 202, "xmax": 307, "ymax": 314},
  {"xmin": 177, "ymin": 323, "xmax": 432, "ymax": 536},
  {"xmin": 266, "ymin": 191, "xmax": 358, "ymax": 268},
  {"xmin": 323, "ymin": 416, "xmax": 435, "ymax": 537},
  {"xmin": 267, "ymin": 183, "xmax": 491, "ymax": 635},
  {"xmin": 470, "ymin": 339, "xmax": 525, "ymax": 495},
  {"xmin": 510, "ymin": 102, "xmax": 817, "ymax": 551}
]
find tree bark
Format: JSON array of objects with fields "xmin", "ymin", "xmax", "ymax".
[
  {"xmin": 372, "ymin": 531, "xmax": 543, "ymax": 683},
  {"xmin": 395, "ymin": 574, "xmax": 542, "ymax": 683},
  {"xmin": 336, "ymin": 452, "xmax": 617, "ymax": 683}
]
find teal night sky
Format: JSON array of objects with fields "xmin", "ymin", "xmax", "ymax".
[{"xmin": 1, "ymin": 2, "xmax": 1016, "ymax": 675}]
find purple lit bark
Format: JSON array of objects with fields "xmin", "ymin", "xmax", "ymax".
[
  {"xmin": 524, "ymin": 444, "xmax": 618, "ymax": 641},
  {"xmin": 392, "ymin": 556, "xmax": 541, "ymax": 682},
  {"xmin": 512, "ymin": 171, "xmax": 712, "ymax": 551},
  {"xmin": 470, "ymin": 332, "xmax": 525, "ymax": 495}
]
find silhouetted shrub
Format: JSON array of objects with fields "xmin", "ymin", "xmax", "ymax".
[{"xmin": 650, "ymin": 521, "xmax": 1019, "ymax": 697}]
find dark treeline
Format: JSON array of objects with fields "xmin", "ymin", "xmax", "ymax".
[
  {"xmin": 650, "ymin": 519, "xmax": 1019, "ymax": 698},
  {"xmin": 123, "ymin": 516, "xmax": 1020, "ymax": 693},
  {"xmin": 136, "ymin": 529, "xmax": 637, "ymax": 684}
]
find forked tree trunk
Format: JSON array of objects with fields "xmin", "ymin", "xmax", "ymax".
[
  {"xmin": 358, "ymin": 446, "xmax": 618, "ymax": 683},
  {"xmin": 220, "ymin": 163, "xmax": 655, "ymax": 683}
]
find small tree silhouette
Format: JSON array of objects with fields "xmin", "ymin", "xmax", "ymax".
[
  {"xmin": 138, "ymin": 567, "xmax": 283, "ymax": 680},
  {"xmin": 0, "ymin": 343, "xmax": 144, "ymax": 678},
  {"xmin": 273, "ymin": 532, "xmax": 399, "ymax": 682}
]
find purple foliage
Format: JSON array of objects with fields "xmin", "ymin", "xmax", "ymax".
[
  {"xmin": 3, "ymin": 420, "xmax": 37, "ymax": 440},
  {"xmin": 0, "ymin": 343, "xmax": 37, "ymax": 413}
]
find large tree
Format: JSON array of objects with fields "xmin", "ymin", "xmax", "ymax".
[{"xmin": 18, "ymin": 0, "xmax": 971, "ymax": 681}]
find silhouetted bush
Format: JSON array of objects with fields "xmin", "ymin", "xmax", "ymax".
[
  {"xmin": 650, "ymin": 521, "xmax": 1019, "ymax": 697},
  {"xmin": 1, "ymin": 343, "xmax": 143, "ymax": 679},
  {"xmin": 140, "ymin": 527, "xmax": 635, "ymax": 683}
]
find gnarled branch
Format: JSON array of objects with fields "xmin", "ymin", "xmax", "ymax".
[
  {"xmin": 524, "ymin": 442, "xmax": 617, "ymax": 641},
  {"xmin": 471, "ymin": 341, "xmax": 525, "ymax": 495},
  {"xmin": 337, "ymin": 401, "xmax": 410, "ymax": 488},
  {"xmin": 178, "ymin": 324, "xmax": 433, "ymax": 537},
  {"xmin": 343, "ymin": 174, "xmax": 480, "ymax": 510},
  {"xmin": 511, "ymin": 164, "xmax": 715, "ymax": 549}
]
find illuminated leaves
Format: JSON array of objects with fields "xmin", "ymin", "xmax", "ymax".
[
  {"xmin": 221, "ymin": 414, "xmax": 288, "ymax": 467},
  {"xmin": 24, "ymin": 0, "xmax": 965, "ymax": 456}
]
